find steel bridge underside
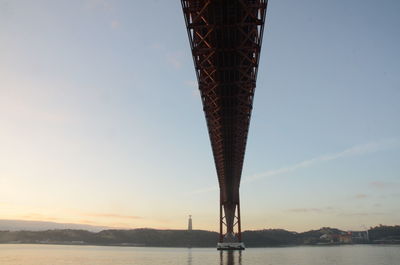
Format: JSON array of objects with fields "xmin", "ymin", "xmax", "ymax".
[{"xmin": 182, "ymin": 0, "xmax": 267, "ymax": 243}]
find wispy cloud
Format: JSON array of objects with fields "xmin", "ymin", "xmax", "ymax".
[
  {"xmin": 288, "ymin": 208, "xmax": 323, "ymax": 213},
  {"xmin": 111, "ymin": 20, "xmax": 120, "ymax": 29},
  {"xmin": 150, "ymin": 43, "xmax": 164, "ymax": 51},
  {"xmin": 184, "ymin": 80, "xmax": 199, "ymax": 97},
  {"xmin": 287, "ymin": 206, "xmax": 335, "ymax": 214},
  {"xmin": 185, "ymin": 80, "xmax": 198, "ymax": 88},
  {"xmin": 354, "ymin": 193, "xmax": 368, "ymax": 199},
  {"xmin": 190, "ymin": 138, "xmax": 400, "ymax": 194},
  {"xmin": 338, "ymin": 212, "xmax": 385, "ymax": 217},
  {"xmin": 19, "ymin": 213, "xmax": 61, "ymax": 222},
  {"xmin": 369, "ymin": 181, "xmax": 400, "ymax": 189},
  {"xmin": 83, "ymin": 212, "xmax": 142, "ymax": 220},
  {"xmin": 166, "ymin": 51, "xmax": 184, "ymax": 69},
  {"xmin": 244, "ymin": 138, "xmax": 400, "ymax": 183}
]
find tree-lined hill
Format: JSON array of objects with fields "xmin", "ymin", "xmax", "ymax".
[{"xmin": 1, "ymin": 226, "xmax": 399, "ymax": 247}]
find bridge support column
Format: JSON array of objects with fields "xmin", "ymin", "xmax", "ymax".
[{"xmin": 217, "ymin": 193, "xmax": 245, "ymax": 250}]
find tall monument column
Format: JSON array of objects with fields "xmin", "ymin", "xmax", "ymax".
[{"xmin": 188, "ymin": 215, "xmax": 193, "ymax": 231}]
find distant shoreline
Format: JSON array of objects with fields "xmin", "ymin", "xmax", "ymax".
[{"xmin": 1, "ymin": 225, "xmax": 399, "ymax": 248}]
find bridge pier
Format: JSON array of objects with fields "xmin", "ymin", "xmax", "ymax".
[{"xmin": 218, "ymin": 193, "xmax": 245, "ymax": 250}]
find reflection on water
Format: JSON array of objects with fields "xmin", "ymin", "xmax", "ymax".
[
  {"xmin": 187, "ymin": 249, "xmax": 192, "ymax": 265},
  {"xmin": 187, "ymin": 249, "xmax": 242, "ymax": 265},
  {"xmin": 219, "ymin": 250, "xmax": 242, "ymax": 265},
  {"xmin": 1, "ymin": 244, "xmax": 400, "ymax": 265}
]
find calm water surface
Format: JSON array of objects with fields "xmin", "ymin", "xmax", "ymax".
[{"xmin": 0, "ymin": 244, "xmax": 399, "ymax": 265}]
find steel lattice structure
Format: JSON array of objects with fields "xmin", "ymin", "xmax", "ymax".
[{"xmin": 181, "ymin": 0, "xmax": 268, "ymax": 245}]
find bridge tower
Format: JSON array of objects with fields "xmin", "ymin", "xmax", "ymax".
[{"xmin": 181, "ymin": 0, "xmax": 268, "ymax": 249}]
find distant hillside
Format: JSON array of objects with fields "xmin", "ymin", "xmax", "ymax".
[
  {"xmin": 369, "ymin": 225, "xmax": 400, "ymax": 243},
  {"xmin": 0, "ymin": 229, "xmax": 218, "ymax": 247},
  {"xmin": 0, "ymin": 219, "xmax": 109, "ymax": 232},
  {"xmin": 1, "ymin": 226, "xmax": 399, "ymax": 247},
  {"xmin": 242, "ymin": 227, "xmax": 346, "ymax": 246},
  {"xmin": 243, "ymin": 229, "xmax": 300, "ymax": 246}
]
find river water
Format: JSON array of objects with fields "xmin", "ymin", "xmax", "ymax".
[{"xmin": 0, "ymin": 244, "xmax": 399, "ymax": 265}]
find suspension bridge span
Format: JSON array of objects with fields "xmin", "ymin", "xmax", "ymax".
[{"xmin": 181, "ymin": 0, "xmax": 268, "ymax": 250}]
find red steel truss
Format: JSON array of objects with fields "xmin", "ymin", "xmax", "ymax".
[{"xmin": 181, "ymin": 0, "xmax": 268, "ymax": 243}]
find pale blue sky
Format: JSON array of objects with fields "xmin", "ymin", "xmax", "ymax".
[{"xmin": 0, "ymin": 0, "xmax": 399, "ymax": 231}]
